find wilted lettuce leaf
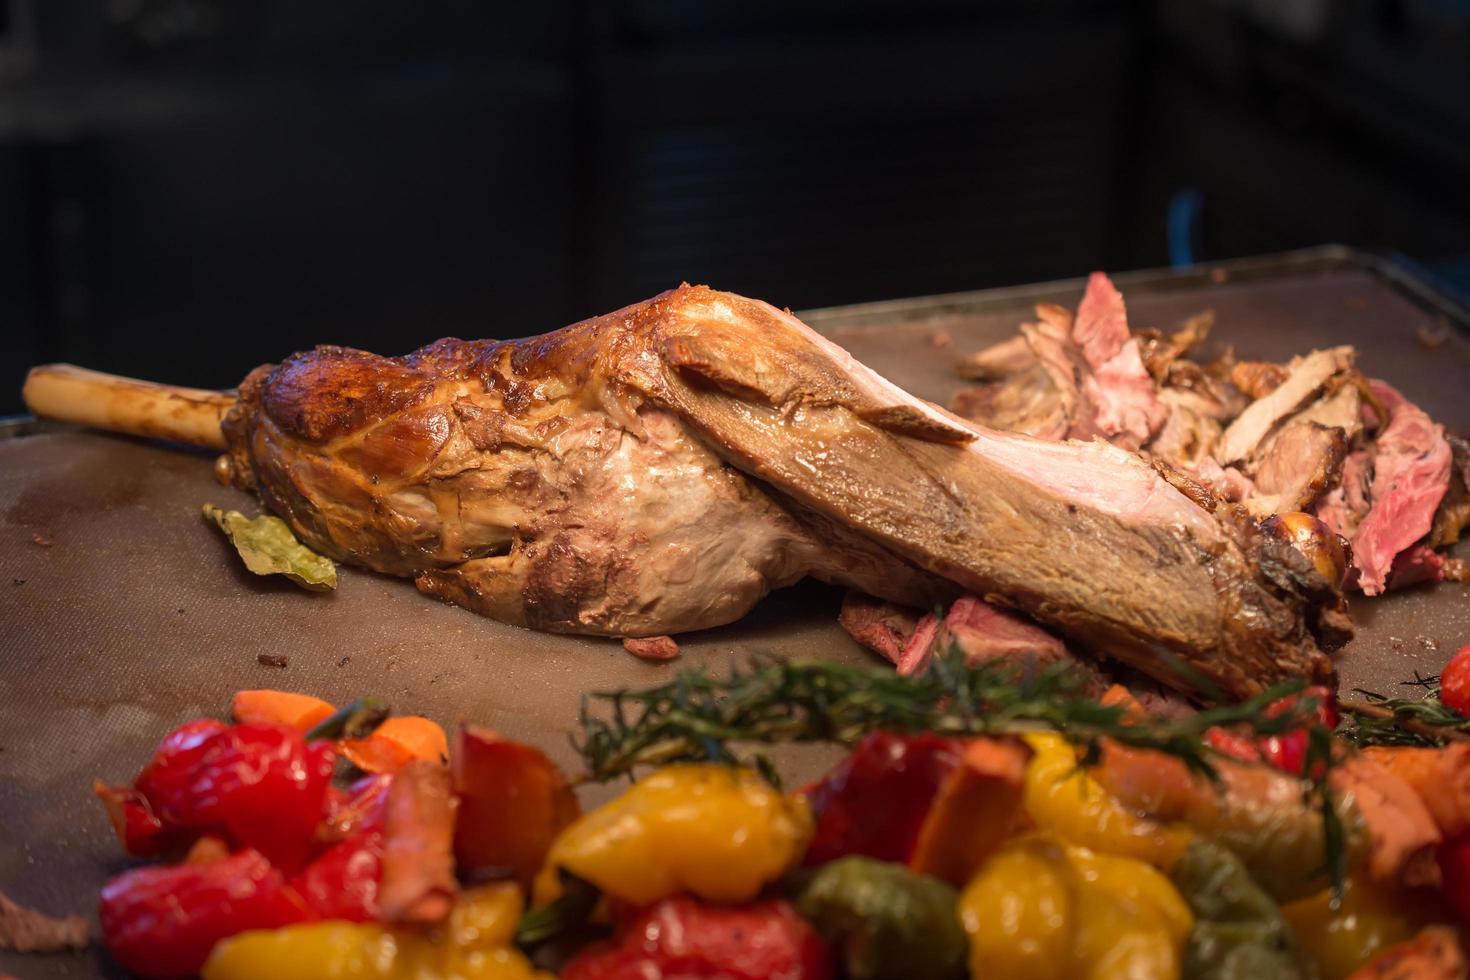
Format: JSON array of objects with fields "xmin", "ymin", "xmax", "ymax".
[{"xmin": 202, "ymin": 504, "xmax": 337, "ymax": 591}]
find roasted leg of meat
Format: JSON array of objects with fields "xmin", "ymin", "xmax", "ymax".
[{"xmin": 24, "ymin": 285, "xmax": 1343, "ymax": 697}]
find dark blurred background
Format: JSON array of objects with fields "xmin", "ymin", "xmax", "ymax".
[{"xmin": 3, "ymin": 0, "xmax": 1469, "ymax": 414}]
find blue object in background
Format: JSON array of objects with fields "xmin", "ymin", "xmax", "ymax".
[{"xmin": 1167, "ymin": 188, "xmax": 1204, "ymax": 269}]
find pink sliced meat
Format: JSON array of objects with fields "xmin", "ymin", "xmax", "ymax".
[
  {"xmin": 898, "ymin": 595, "xmax": 1070, "ymax": 677},
  {"xmin": 837, "ymin": 591, "xmax": 921, "ymax": 665},
  {"xmin": 896, "ymin": 612, "xmax": 944, "ymax": 676},
  {"xmin": 1071, "ymin": 272, "xmax": 1167, "ymax": 448},
  {"xmin": 1352, "ymin": 381, "xmax": 1453, "ymax": 596},
  {"xmin": 1318, "ymin": 449, "xmax": 1373, "ymax": 539},
  {"xmin": 1386, "ymin": 545, "xmax": 1447, "ymax": 591}
]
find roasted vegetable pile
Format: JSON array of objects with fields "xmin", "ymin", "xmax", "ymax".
[{"xmin": 83, "ymin": 647, "xmax": 1470, "ymax": 979}]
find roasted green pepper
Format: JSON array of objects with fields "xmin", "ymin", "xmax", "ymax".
[
  {"xmin": 1170, "ymin": 839, "xmax": 1306, "ymax": 980},
  {"xmin": 796, "ymin": 856, "xmax": 966, "ymax": 980}
]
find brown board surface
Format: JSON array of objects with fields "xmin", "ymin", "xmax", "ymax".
[{"xmin": 3, "ymin": 248, "xmax": 1469, "ymax": 976}]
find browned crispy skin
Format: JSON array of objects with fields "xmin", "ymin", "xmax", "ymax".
[
  {"xmin": 222, "ymin": 284, "xmax": 1337, "ymax": 696},
  {"xmin": 221, "ymin": 309, "xmax": 950, "ymax": 639}
]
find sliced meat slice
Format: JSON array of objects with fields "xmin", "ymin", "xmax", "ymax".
[
  {"xmin": 1318, "ymin": 448, "xmax": 1373, "ymax": 539},
  {"xmin": 1244, "ymin": 421, "xmax": 1349, "ymax": 519},
  {"xmin": 897, "ymin": 595, "xmax": 1073, "ymax": 677},
  {"xmin": 1071, "ymin": 272, "xmax": 1167, "ymax": 449},
  {"xmin": 1429, "ymin": 435, "xmax": 1470, "ymax": 549},
  {"xmin": 1135, "ymin": 310, "xmax": 1213, "ymax": 381},
  {"xmin": 1217, "ymin": 346, "xmax": 1354, "ymax": 465},
  {"xmin": 0, "ymin": 891, "xmax": 88, "ymax": 953},
  {"xmin": 956, "ymin": 334, "xmax": 1036, "ymax": 380},
  {"xmin": 950, "ymin": 360, "xmax": 1069, "ymax": 440},
  {"xmin": 1230, "ymin": 360, "xmax": 1289, "ymax": 400},
  {"xmin": 838, "ymin": 591, "xmax": 921, "ymax": 664},
  {"xmin": 1386, "ymin": 545, "xmax": 1447, "ymax": 591},
  {"xmin": 1291, "ymin": 379, "xmax": 1364, "ymax": 440},
  {"xmin": 1353, "ymin": 380, "xmax": 1453, "ymax": 596},
  {"xmin": 1151, "ymin": 389, "xmax": 1225, "ymax": 472}
]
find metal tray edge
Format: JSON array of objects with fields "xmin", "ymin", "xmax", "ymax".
[{"xmin": 799, "ymin": 244, "xmax": 1470, "ymax": 334}]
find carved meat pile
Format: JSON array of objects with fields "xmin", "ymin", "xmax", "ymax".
[{"xmin": 950, "ymin": 274, "xmax": 1469, "ymax": 597}]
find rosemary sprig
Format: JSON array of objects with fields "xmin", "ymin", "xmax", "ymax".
[
  {"xmin": 573, "ymin": 651, "xmax": 1346, "ymax": 898},
  {"xmin": 1340, "ymin": 674, "xmax": 1470, "ymax": 746},
  {"xmin": 575, "ymin": 653, "xmax": 1321, "ymax": 784}
]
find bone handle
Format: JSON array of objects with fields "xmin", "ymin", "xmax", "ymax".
[{"xmin": 22, "ymin": 364, "xmax": 237, "ymax": 451}]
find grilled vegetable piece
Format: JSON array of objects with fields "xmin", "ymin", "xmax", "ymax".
[
  {"xmin": 306, "ymin": 695, "xmax": 390, "ymax": 741},
  {"xmin": 958, "ymin": 833, "xmax": 1193, "ymax": 980},
  {"xmin": 1282, "ymin": 878, "xmax": 1438, "ymax": 980},
  {"xmin": 202, "ymin": 882, "xmax": 549, "ymax": 980},
  {"xmin": 1022, "ymin": 732, "xmax": 1191, "ymax": 868},
  {"xmin": 100, "ymin": 848, "xmax": 310, "ymax": 980},
  {"xmin": 796, "ymin": 857, "xmax": 966, "ymax": 980},
  {"xmin": 1346, "ymin": 926, "xmax": 1469, "ymax": 980},
  {"xmin": 1092, "ymin": 740, "xmax": 1368, "ymax": 900},
  {"xmin": 801, "ymin": 732, "xmax": 967, "ymax": 867},
  {"xmin": 231, "ymin": 690, "xmax": 335, "ymax": 730},
  {"xmin": 94, "ymin": 719, "xmax": 336, "ymax": 871},
  {"xmin": 291, "ymin": 774, "xmax": 389, "ymax": 923},
  {"xmin": 452, "ymin": 725, "xmax": 580, "ymax": 889},
  {"xmin": 562, "ymin": 896, "xmax": 832, "ymax": 980},
  {"xmin": 908, "ymin": 737, "xmax": 1031, "ymax": 886},
  {"xmin": 1171, "ymin": 839, "xmax": 1307, "ymax": 980},
  {"xmin": 202, "ymin": 504, "xmax": 337, "ymax": 591},
  {"xmin": 534, "ymin": 763, "xmax": 812, "ymax": 907},
  {"xmin": 378, "ymin": 759, "xmax": 458, "ymax": 926},
  {"xmin": 340, "ymin": 715, "xmax": 448, "ymax": 774}
]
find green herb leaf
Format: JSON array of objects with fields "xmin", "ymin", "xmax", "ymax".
[
  {"xmin": 307, "ymin": 695, "xmax": 390, "ymax": 741},
  {"xmin": 514, "ymin": 872, "xmax": 600, "ymax": 948},
  {"xmin": 1339, "ymin": 679, "xmax": 1470, "ymax": 747},
  {"xmin": 203, "ymin": 505, "xmax": 337, "ymax": 592}
]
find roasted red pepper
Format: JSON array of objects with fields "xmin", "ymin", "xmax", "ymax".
[
  {"xmin": 95, "ymin": 719, "xmax": 231, "ymax": 856},
  {"xmin": 1440, "ymin": 644, "xmax": 1470, "ymax": 717},
  {"xmin": 292, "ymin": 775, "xmax": 391, "ymax": 922},
  {"xmin": 290, "ymin": 830, "xmax": 383, "ymax": 922},
  {"xmin": 99, "ymin": 848, "xmax": 310, "ymax": 980},
  {"xmin": 96, "ymin": 720, "xmax": 336, "ymax": 871},
  {"xmin": 1204, "ymin": 685, "xmax": 1338, "ymax": 777},
  {"xmin": 563, "ymin": 897, "xmax": 832, "ymax": 980},
  {"xmin": 800, "ymin": 731, "xmax": 967, "ymax": 866},
  {"xmin": 1438, "ymin": 833, "xmax": 1470, "ymax": 929}
]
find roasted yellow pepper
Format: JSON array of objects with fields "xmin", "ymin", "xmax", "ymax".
[
  {"xmin": 533, "ymin": 763, "xmax": 812, "ymax": 906},
  {"xmin": 1281, "ymin": 878, "xmax": 1438, "ymax": 980},
  {"xmin": 1021, "ymin": 733, "xmax": 1191, "ymax": 868},
  {"xmin": 201, "ymin": 882, "xmax": 550, "ymax": 980},
  {"xmin": 959, "ymin": 834, "xmax": 1193, "ymax": 980}
]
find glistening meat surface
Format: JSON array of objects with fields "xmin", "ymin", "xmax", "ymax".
[
  {"xmin": 221, "ymin": 284, "xmax": 1340, "ymax": 697},
  {"xmin": 1352, "ymin": 381, "xmax": 1454, "ymax": 595}
]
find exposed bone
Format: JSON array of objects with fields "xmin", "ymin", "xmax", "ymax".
[{"xmin": 22, "ymin": 363, "xmax": 234, "ymax": 450}]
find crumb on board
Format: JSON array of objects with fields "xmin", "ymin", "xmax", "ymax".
[
  {"xmin": 1418, "ymin": 321, "xmax": 1450, "ymax": 349},
  {"xmin": 622, "ymin": 635, "xmax": 681, "ymax": 661},
  {"xmin": 257, "ymin": 654, "xmax": 289, "ymax": 668},
  {"xmin": 30, "ymin": 532, "xmax": 52, "ymax": 548},
  {"xmin": 338, "ymin": 656, "xmax": 351, "ymax": 667}
]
